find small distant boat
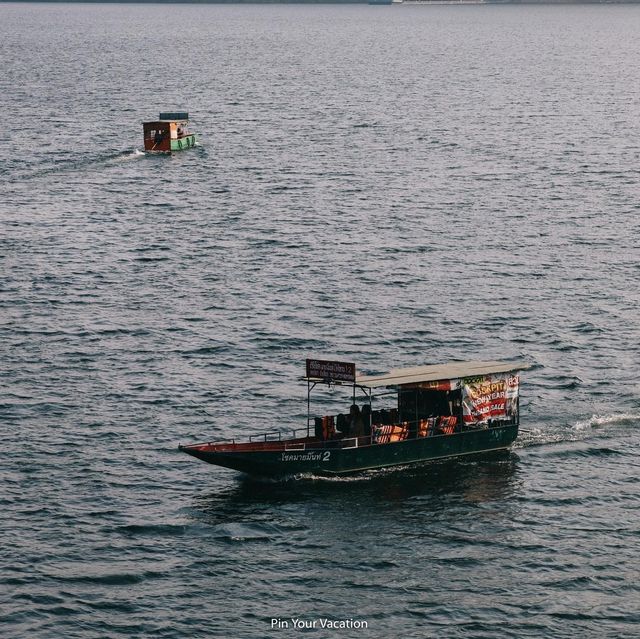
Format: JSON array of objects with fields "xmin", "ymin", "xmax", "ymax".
[
  {"xmin": 143, "ymin": 112, "xmax": 197, "ymax": 153},
  {"xmin": 179, "ymin": 358, "xmax": 530, "ymax": 478}
]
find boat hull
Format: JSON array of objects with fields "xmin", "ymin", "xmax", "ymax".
[
  {"xmin": 144, "ymin": 134, "xmax": 197, "ymax": 153},
  {"xmin": 170, "ymin": 134, "xmax": 196, "ymax": 152},
  {"xmin": 180, "ymin": 423, "xmax": 519, "ymax": 478}
]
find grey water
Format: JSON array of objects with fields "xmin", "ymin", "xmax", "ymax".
[{"xmin": 1, "ymin": 3, "xmax": 640, "ymax": 637}]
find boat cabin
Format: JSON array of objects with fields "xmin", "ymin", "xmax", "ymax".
[
  {"xmin": 305, "ymin": 359, "xmax": 524, "ymax": 444},
  {"xmin": 143, "ymin": 111, "xmax": 197, "ymax": 153}
]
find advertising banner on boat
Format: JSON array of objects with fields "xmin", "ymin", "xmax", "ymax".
[
  {"xmin": 462, "ymin": 373, "xmax": 519, "ymax": 424},
  {"xmin": 306, "ymin": 359, "xmax": 356, "ymax": 383}
]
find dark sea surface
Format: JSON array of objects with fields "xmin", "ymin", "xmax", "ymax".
[{"xmin": 2, "ymin": 3, "xmax": 640, "ymax": 637}]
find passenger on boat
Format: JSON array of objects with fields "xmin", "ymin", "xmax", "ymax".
[
  {"xmin": 361, "ymin": 404, "xmax": 372, "ymax": 437},
  {"xmin": 348, "ymin": 404, "xmax": 365, "ymax": 438},
  {"xmin": 336, "ymin": 413, "xmax": 348, "ymax": 437},
  {"xmin": 447, "ymin": 391, "xmax": 462, "ymax": 417}
]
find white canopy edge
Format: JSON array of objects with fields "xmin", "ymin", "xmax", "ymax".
[{"xmin": 355, "ymin": 360, "xmax": 531, "ymax": 389}]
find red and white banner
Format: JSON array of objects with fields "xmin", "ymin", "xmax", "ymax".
[{"xmin": 462, "ymin": 373, "xmax": 519, "ymax": 424}]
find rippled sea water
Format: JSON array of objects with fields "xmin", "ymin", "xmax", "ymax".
[{"xmin": 1, "ymin": 3, "xmax": 639, "ymax": 637}]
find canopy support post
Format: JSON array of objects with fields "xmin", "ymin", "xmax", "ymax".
[
  {"xmin": 307, "ymin": 381, "xmax": 317, "ymax": 438},
  {"xmin": 307, "ymin": 379, "xmax": 310, "ymax": 437}
]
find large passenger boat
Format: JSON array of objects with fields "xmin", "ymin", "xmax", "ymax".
[{"xmin": 179, "ymin": 358, "xmax": 529, "ymax": 478}]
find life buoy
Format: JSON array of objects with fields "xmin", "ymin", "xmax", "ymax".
[{"xmin": 178, "ymin": 139, "xmax": 183, "ymax": 150}]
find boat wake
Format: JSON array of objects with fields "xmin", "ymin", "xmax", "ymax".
[
  {"xmin": 16, "ymin": 148, "xmax": 146, "ymax": 181},
  {"xmin": 515, "ymin": 412, "xmax": 639, "ymax": 450},
  {"xmin": 514, "ymin": 428, "xmax": 567, "ymax": 449},
  {"xmin": 572, "ymin": 412, "xmax": 640, "ymax": 431},
  {"xmin": 242, "ymin": 467, "xmax": 408, "ymax": 484},
  {"xmin": 108, "ymin": 148, "xmax": 146, "ymax": 162}
]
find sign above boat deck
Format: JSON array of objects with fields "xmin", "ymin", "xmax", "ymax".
[
  {"xmin": 356, "ymin": 360, "xmax": 530, "ymax": 389},
  {"xmin": 306, "ymin": 359, "xmax": 356, "ymax": 383}
]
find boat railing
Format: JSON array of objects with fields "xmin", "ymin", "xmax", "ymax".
[
  {"xmin": 291, "ymin": 414, "xmax": 517, "ymax": 451},
  {"xmin": 339, "ymin": 436, "xmax": 361, "ymax": 449},
  {"xmin": 283, "ymin": 442, "xmax": 307, "ymax": 451},
  {"xmin": 249, "ymin": 430, "xmax": 282, "ymax": 443},
  {"xmin": 248, "ymin": 425, "xmax": 311, "ymax": 443},
  {"xmin": 190, "ymin": 437, "xmax": 237, "ymax": 447},
  {"xmin": 192, "ymin": 414, "xmax": 516, "ymax": 450}
]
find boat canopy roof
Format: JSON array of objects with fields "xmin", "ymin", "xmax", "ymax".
[
  {"xmin": 159, "ymin": 111, "xmax": 188, "ymax": 121},
  {"xmin": 356, "ymin": 360, "xmax": 530, "ymax": 389}
]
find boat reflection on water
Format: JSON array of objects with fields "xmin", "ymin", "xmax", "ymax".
[{"xmin": 191, "ymin": 450, "xmax": 522, "ymax": 526}]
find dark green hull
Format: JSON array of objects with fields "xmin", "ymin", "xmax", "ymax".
[{"xmin": 180, "ymin": 424, "xmax": 519, "ymax": 478}]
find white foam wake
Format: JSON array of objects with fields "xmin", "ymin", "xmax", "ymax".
[
  {"xmin": 573, "ymin": 413, "xmax": 640, "ymax": 431},
  {"xmin": 109, "ymin": 149, "xmax": 145, "ymax": 163}
]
